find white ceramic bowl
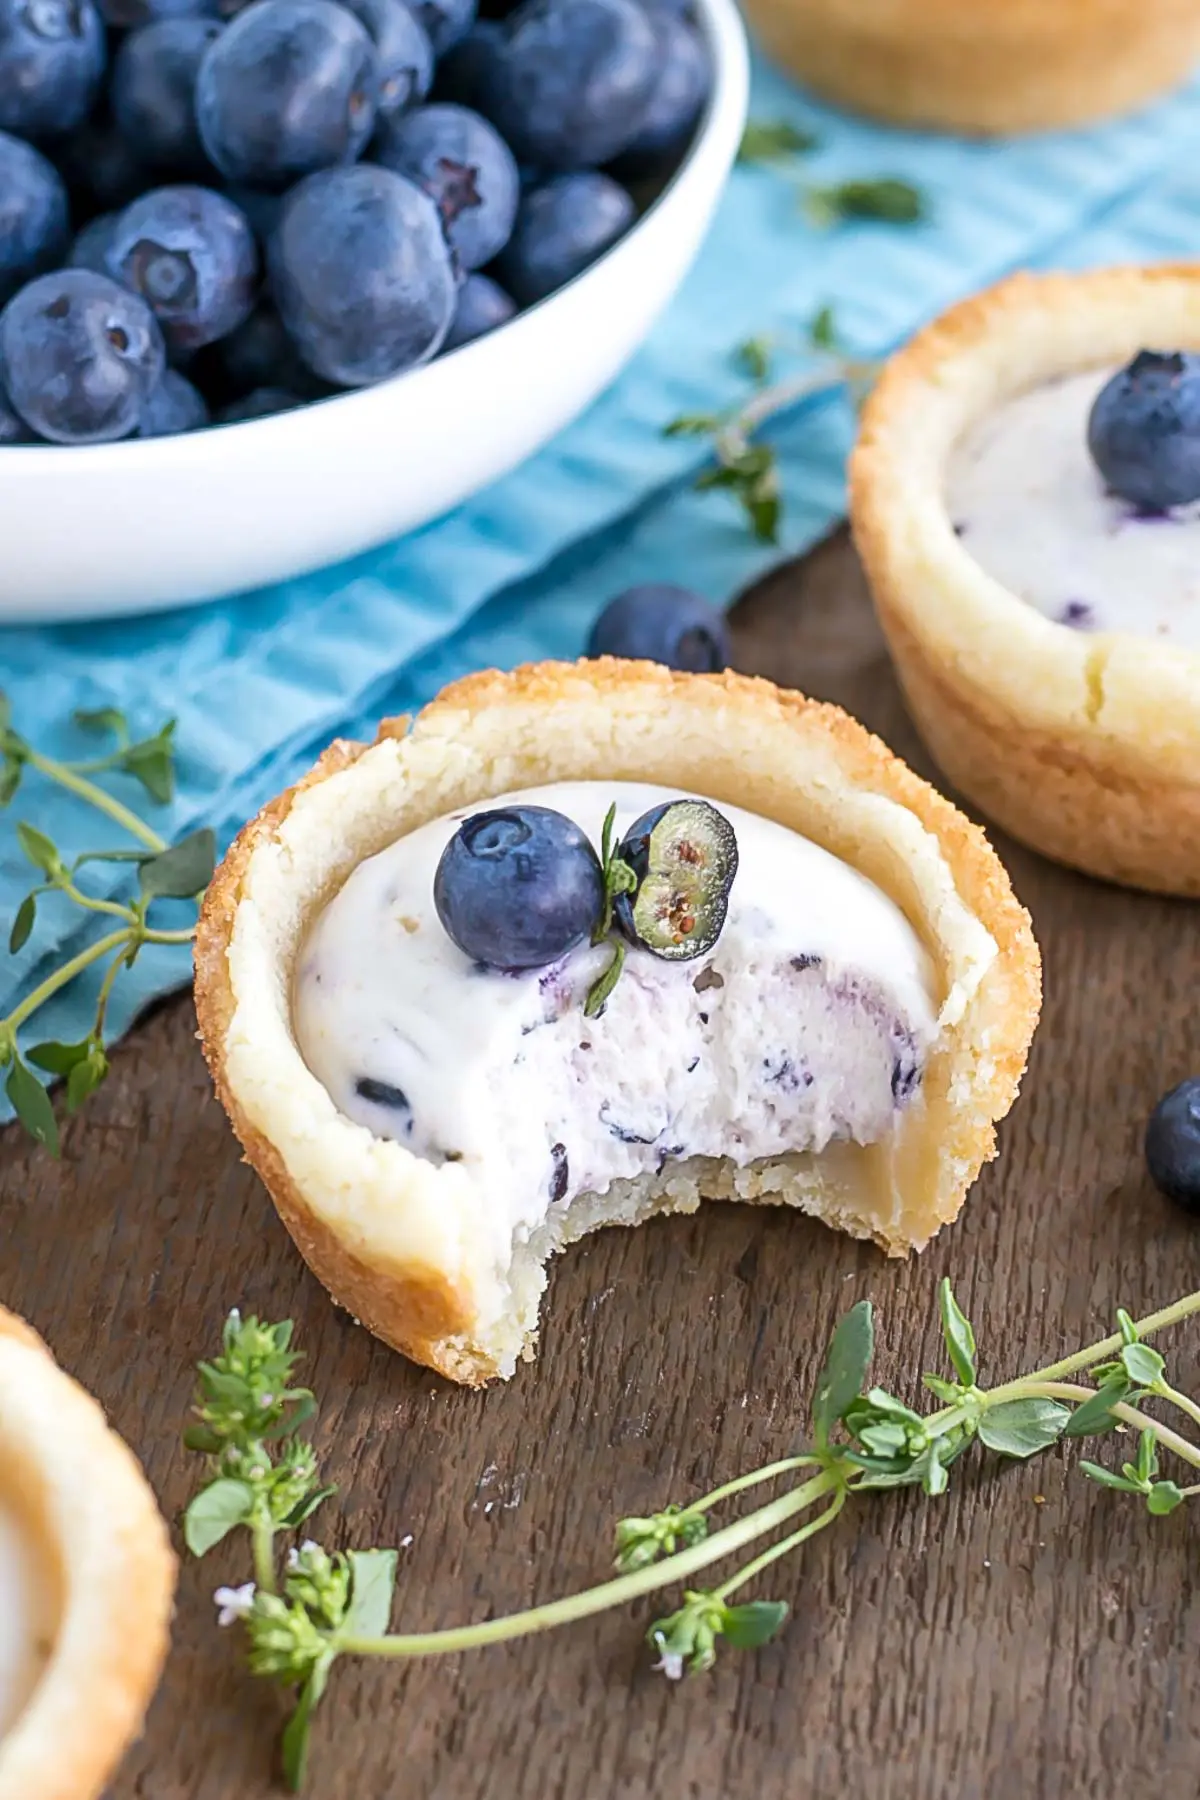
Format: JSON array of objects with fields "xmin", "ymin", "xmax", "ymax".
[{"xmin": 0, "ymin": 0, "xmax": 748, "ymax": 624}]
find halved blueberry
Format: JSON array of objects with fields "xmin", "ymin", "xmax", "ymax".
[
  {"xmin": 1087, "ymin": 350, "xmax": 1200, "ymax": 512},
  {"xmin": 434, "ymin": 803, "xmax": 604, "ymax": 969},
  {"xmin": 614, "ymin": 798, "xmax": 737, "ymax": 961}
]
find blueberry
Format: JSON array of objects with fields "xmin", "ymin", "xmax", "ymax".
[
  {"xmin": 1087, "ymin": 350, "xmax": 1200, "ymax": 512},
  {"xmin": 607, "ymin": 10, "xmax": 708, "ymax": 178},
  {"xmin": 195, "ymin": 0, "xmax": 380, "ymax": 189},
  {"xmin": 408, "ymin": 0, "xmax": 471, "ymax": 54},
  {"xmin": 112, "ymin": 18, "xmax": 223, "ymax": 175},
  {"xmin": 269, "ymin": 163, "xmax": 455, "ymax": 384},
  {"xmin": 434, "ymin": 804, "xmax": 604, "ymax": 969},
  {"xmin": 431, "ymin": 17, "xmax": 497, "ymax": 105},
  {"xmin": 587, "ymin": 584, "xmax": 729, "ymax": 671},
  {"xmin": 97, "ymin": 0, "xmax": 217, "ymax": 25},
  {"xmin": 496, "ymin": 171, "xmax": 632, "ymax": 305},
  {"xmin": 0, "ymin": 133, "xmax": 70, "ymax": 306},
  {"xmin": 108, "ymin": 184, "xmax": 258, "ymax": 353},
  {"xmin": 215, "ymin": 382, "xmax": 301, "ymax": 419},
  {"xmin": 339, "ymin": 0, "xmax": 429, "ymax": 120},
  {"xmin": 221, "ymin": 181, "xmax": 284, "ymax": 242},
  {"xmin": 68, "ymin": 211, "xmax": 119, "ymax": 274},
  {"xmin": 0, "ymin": 269, "xmax": 165, "ymax": 443},
  {"xmin": 614, "ymin": 799, "xmax": 737, "ymax": 962},
  {"xmin": 0, "ymin": 0, "xmax": 106, "ymax": 139},
  {"xmin": 136, "ymin": 365, "xmax": 209, "ymax": 433},
  {"xmin": 441, "ymin": 270, "xmax": 513, "ymax": 350},
  {"xmin": 374, "ymin": 101, "xmax": 518, "ymax": 270},
  {"xmin": 203, "ymin": 298, "xmax": 320, "ymax": 397},
  {"xmin": 1146, "ymin": 1078, "xmax": 1200, "ymax": 1213},
  {"xmin": 478, "ymin": 0, "xmax": 657, "ymax": 171},
  {"xmin": 57, "ymin": 116, "xmax": 147, "ymax": 214},
  {"xmin": 0, "ymin": 381, "xmax": 35, "ymax": 441}
]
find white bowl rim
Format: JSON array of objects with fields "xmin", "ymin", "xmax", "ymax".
[{"xmin": 0, "ymin": 0, "xmax": 747, "ymax": 471}]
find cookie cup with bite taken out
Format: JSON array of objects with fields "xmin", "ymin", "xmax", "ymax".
[{"xmin": 194, "ymin": 661, "xmax": 1040, "ymax": 1385}]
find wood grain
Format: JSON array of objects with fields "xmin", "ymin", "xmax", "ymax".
[{"xmin": 3, "ymin": 530, "xmax": 1199, "ymax": 1800}]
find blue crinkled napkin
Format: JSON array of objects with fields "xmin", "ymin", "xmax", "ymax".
[{"xmin": 6, "ymin": 54, "xmax": 1200, "ymax": 1095}]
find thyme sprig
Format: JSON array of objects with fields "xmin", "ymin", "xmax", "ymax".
[
  {"xmin": 584, "ymin": 800, "xmax": 637, "ymax": 1018},
  {"xmin": 0, "ymin": 698, "xmax": 210, "ymax": 1153},
  {"xmin": 190, "ymin": 1280, "xmax": 1200, "ymax": 1789}
]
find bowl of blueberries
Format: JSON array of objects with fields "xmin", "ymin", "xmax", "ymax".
[{"xmin": 0, "ymin": 0, "xmax": 747, "ymax": 622}]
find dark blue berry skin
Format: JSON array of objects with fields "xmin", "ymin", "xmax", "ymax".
[
  {"xmin": 1146, "ymin": 1078, "xmax": 1200, "ymax": 1213},
  {"xmin": 0, "ymin": 0, "xmax": 106, "ymax": 140},
  {"xmin": 340, "ymin": 0, "xmax": 429, "ymax": 121},
  {"xmin": 0, "ymin": 133, "xmax": 70, "ymax": 305},
  {"xmin": 57, "ymin": 116, "xmax": 146, "ymax": 214},
  {"xmin": 408, "ymin": 0, "xmax": 471, "ymax": 54},
  {"xmin": 195, "ymin": 0, "xmax": 380, "ymax": 189},
  {"xmin": 374, "ymin": 102, "xmax": 518, "ymax": 270},
  {"xmin": 478, "ymin": 0, "xmax": 657, "ymax": 171},
  {"xmin": 496, "ymin": 171, "xmax": 632, "ymax": 306},
  {"xmin": 269, "ymin": 163, "xmax": 455, "ymax": 384},
  {"xmin": 221, "ymin": 181, "xmax": 283, "ymax": 242},
  {"xmin": 0, "ymin": 380, "xmax": 35, "ymax": 441},
  {"xmin": 215, "ymin": 382, "xmax": 299, "ymax": 419},
  {"xmin": 431, "ymin": 17, "xmax": 497, "ymax": 104},
  {"xmin": 112, "ymin": 18, "xmax": 223, "ymax": 175},
  {"xmin": 608, "ymin": 11, "xmax": 708, "ymax": 178},
  {"xmin": 203, "ymin": 297, "xmax": 325, "ymax": 398},
  {"xmin": 68, "ymin": 211, "xmax": 119, "ymax": 274},
  {"xmin": 434, "ymin": 804, "xmax": 604, "ymax": 970},
  {"xmin": 587, "ymin": 585, "xmax": 730, "ymax": 671},
  {"xmin": 135, "ymin": 364, "xmax": 209, "ymax": 432},
  {"xmin": 441, "ymin": 270, "xmax": 513, "ymax": 350},
  {"xmin": 0, "ymin": 269, "xmax": 165, "ymax": 443},
  {"xmin": 107, "ymin": 184, "xmax": 257, "ymax": 353},
  {"xmin": 97, "ymin": 0, "xmax": 217, "ymax": 27},
  {"xmin": 1087, "ymin": 350, "xmax": 1200, "ymax": 512}
]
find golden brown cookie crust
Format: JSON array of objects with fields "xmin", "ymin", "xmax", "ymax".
[
  {"xmin": 0, "ymin": 1305, "xmax": 175, "ymax": 1800},
  {"xmin": 195, "ymin": 660, "xmax": 1041, "ymax": 1384},
  {"xmin": 851, "ymin": 265, "xmax": 1200, "ymax": 895},
  {"xmin": 738, "ymin": 0, "xmax": 1200, "ymax": 134}
]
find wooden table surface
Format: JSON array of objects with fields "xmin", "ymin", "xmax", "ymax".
[{"xmin": 4, "ymin": 531, "xmax": 1200, "ymax": 1800}]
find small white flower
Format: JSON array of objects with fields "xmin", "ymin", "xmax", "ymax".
[
  {"xmin": 259, "ymin": 1393, "xmax": 274, "ymax": 1408},
  {"xmin": 213, "ymin": 1582, "xmax": 256, "ymax": 1627},
  {"xmin": 286, "ymin": 1539, "xmax": 321, "ymax": 1572},
  {"xmin": 650, "ymin": 1631, "xmax": 685, "ymax": 1681}
]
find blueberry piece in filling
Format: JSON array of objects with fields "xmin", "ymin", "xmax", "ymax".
[
  {"xmin": 614, "ymin": 799, "xmax": 737, "ymax": 962},
  {"xmin": 1087, "ymin": 349, "xmax": 1200, "ymax": 513},
  {"xmin": 1059, "ymin": 599, "xmax": 1093, "ymax": 629},
  {"xmin": 549, "ymin": 1141, "xmax": 568, "ymax": 1202},
  {"xmin": 354, "ymin": 1074, "xmax": 415, "ymax": 1138},
  {"xmin": 890, "ymin": 1029, "xmax": 921, "ymax": 1105},
  {"xmin": 434, "ymin": 803, "xmax": 604, "ymax": 969},
  {"xmin": 586, "ymin": 583, "xmax": 730, "ymax": 672},
  {"xmin": 1145, "ymin": 1077, "xmax": 1200, "ymax": 1214}
]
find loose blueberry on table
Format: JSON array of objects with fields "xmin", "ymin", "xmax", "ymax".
[
  {"xmin": 1146, "ymin": 1078, "xmax": 1200, "ymax": 1214},
  {"xmin": 587, "ymin": 584, "xmax": 731, "ymax": 671},
  {"xmin": 0, "ymin": 0, "xmax": 712, "ymax": 444}
]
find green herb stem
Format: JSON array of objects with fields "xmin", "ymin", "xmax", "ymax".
[
  {"xmin": 92, "ymin": 942, "xmax": 131, "ymax": 1039},
  {"xmin": 691, "ymin": 1454, "xmax": 821, "ymax": 1515},
  {"xmin": 339, "ymin": 1471, "xmax": 840, "ymax": 1661},
  {"xmin": 1024, "ymin": 1289, "xmax": 1200, "ymax": 1385},
  {"xmin": 142, "ymin": 926, "xmax": 200, "ymax": 946},
  {"xmin": 57, "ymin": 877, "xmax": 137, "ymax": 922},
  {"xmin": 2, "ymin": 928, "xmax": 132, "ymax": 1034},
  {"xmin": 23, "ymin": 747, "xmax": 168, "ymax": 854},
  {"xmin": 712, "ymin": 1487, "xmax": 847, "ymax": 1604},
  {"xmin": 253, "ymin": 1520, "xmax": 278, "ymax": 1596},
  {"xmin": 1000, "ymin": 1381, "xmax": 1200, "ymax": 1473},
  {"xmin": 1153, "ymin": 1380, "xmax": 1200, "ymax": 1435}
]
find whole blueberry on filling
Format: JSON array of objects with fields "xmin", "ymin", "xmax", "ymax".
[
  {"xmin": 0, "ymin": 269, "xmax": 165, "ymax": 444},
  {"xmin": 607, "ymin": 10, "xmax": 709, "ymax": 178},
  {"xmin": 216, "ymin": 383, "xmax": 301, "ymax": 420},
  {"xmin": 0, "ymin": 133, "xmax": 70, "ymax": 306},
  {"xmin": 1145, "ymin": 1078, "xmax": 1200, "ymax": 1214},
  {"xmin": 478, "ymin": 0, "xmax": 657, "ymax": 170},
  {"xmin": 441, "ymin": 271, "xmax": 514, "ymax": 351},
  {"xmin": 434, "ymin": 803, "xmax": 605, "ymax": 969},
  {"xmin": 613, "ymin": 799, "xmax": 737, "ymax": 961},
  {"xmin": 0, "ymin": 0, "xmax": 106, "ymax": 139},
  {"xmin": 339, "ymin": 0, "xmax": 431, "ymax": 119},
  {"xmin": 587, "ymin": 584, "xmax": 729, "ymax": 672},
  {"xmin": 195, "ymin": 0, "xmax": 380, "ymax": 188},
  {"xmin": 496, "ymin": 171, "xmax": 633, "ymax": 306},
  {"xmin": 375, "ymin": 101, "xmax": 519, "ymax": 271},
  {"xmin": 1087, "ymin": 349, "xmax": 1200, "ymax": 512},
  {"xmin": 269, "ymin": 163, "xmax": 456, "ymax": 384},
  {"xmin": 409, "ymin": 0, "xmax": 473, "ymax": 56},
  {"xmin": 107, "ymin": 185, "xmax": 258, "ymax": 353},
  {"xmin": 136, "ymin": 365, "xmax": 209, "ymax": 433},
  {"xmin": 112, "ymin": 17, "xmax": 224, "ymax": 176}
]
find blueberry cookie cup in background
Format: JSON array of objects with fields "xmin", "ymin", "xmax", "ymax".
[
  {"xmin": 0, "ymin": 1305, "xmax": 174, "ymax": 1800},
  {"xmin": 194, "ymin": 661, "xmax": 1040, "ymax": 1385},
  {"xmin": 739, "ymin": 0, "xmax": 1200, "ymax": 134},
  {"xmin": 851, "ymin": 265, "xmax": 1200, "ymax": 897}
]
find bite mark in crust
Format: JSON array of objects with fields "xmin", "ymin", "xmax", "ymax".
[{"xmin": 194, "ymin": 661, "xmax": 1041, "ymax": 1385}]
